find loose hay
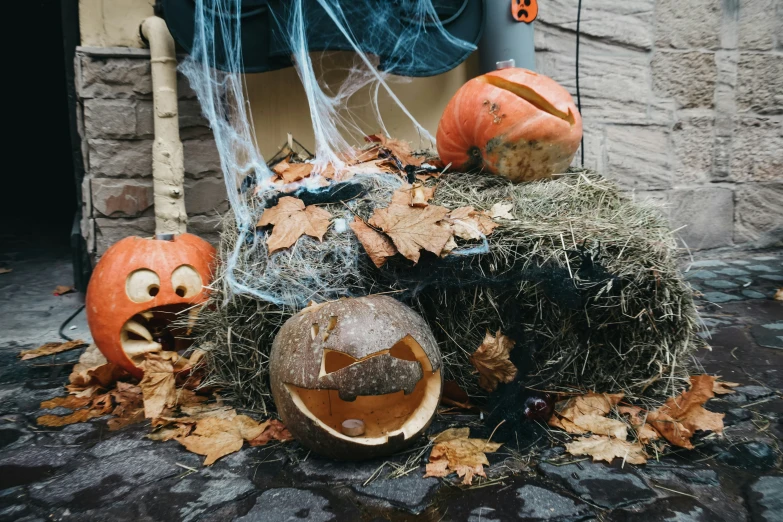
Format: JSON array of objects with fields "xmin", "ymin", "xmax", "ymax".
[{"xmin": 191, "ymin": 169, "xmax": 702, "ymax": 413}]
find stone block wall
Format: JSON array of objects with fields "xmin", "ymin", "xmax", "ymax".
[
  {"xmin": 75, "ymin": 47, "xmax": 226, "ymax": 257},
  {"xmin": 535, "ymin": 0, "xmax": 782, "ymax": 250}
]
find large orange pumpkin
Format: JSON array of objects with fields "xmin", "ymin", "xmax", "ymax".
[
  {"xmin": 436, "ymin": 67, "xmax": 582, "ymax": 182},
  {"xmin": 85, "ymin": 234, "xmax": 216, "ymax": 378}
]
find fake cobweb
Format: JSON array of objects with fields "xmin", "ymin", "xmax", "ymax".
[{"xmin": 180, "ymin": 0, "xmax": 476, "ymax": 307}]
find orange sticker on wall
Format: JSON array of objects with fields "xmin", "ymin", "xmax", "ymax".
[{"xmin": 512, "ymin": 0, "xmax": 538, "ymax": 23}]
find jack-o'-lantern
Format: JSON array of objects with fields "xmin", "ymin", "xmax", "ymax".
[
  {"xmin": 85, "ymin": 234, "xmax": 216, "ymax": 378},
  {"xmin": 270, "ymin": 295, "xmax": 442, "ymax": 460},
  {"xmin": 512, "ymin": 0, "xmax": 538, "ymax": 23},
  {"xmin": 436, "ymin": 67, "xmax": 582, "ymax": 182}
]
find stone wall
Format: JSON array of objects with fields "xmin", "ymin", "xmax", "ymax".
[
  {"xmin": 76, "ymin": 47, "xmax": 225, "ymax": 256},
  {"xmin": 535, "ymin": 0, "xmax": 782, "ymax": 250}
]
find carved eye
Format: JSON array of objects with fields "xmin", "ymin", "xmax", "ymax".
[
  {"xmin": 171, "ymin": 265, "xmax": 203, "ymax": 298},
  {"xmin": 126, "ymin": 269, "xmax": 161, "ymax": 303}
]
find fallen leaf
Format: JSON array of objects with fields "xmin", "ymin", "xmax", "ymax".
[
  {"xmin": 139, "ymin": 353, "xmax": 177, "ymax": 419},
  {"xmin": 40, "ymin": 395, "xmax": 92, "ymax": 410},
  {"xmin": 565, "ymin": 435, "xmax": 647, "ymax": 465},
  {"xmin": 368, "ymin": 134, "xmax": 425, "ymax": 167},
  {"xmin": 248, "ymin": 419, "xmax": 293, "ymax": 446},
  {"xmin": 570, "ymin": 414, "xmax": 628, "ymax": 440},
  {"xmin": 0, "ymin": 268, "xmax": 11, "ymax": 274},
  {"xmin": 350, "ymin": 217, "xmax": 398, "ymax": 268},
  {"xmin": 20, "ymin": 339, "xmax": 87, "ymax": 360},
  {"xmin": 447, "ymin": 207, "xmax": 499, "ymax": 240},
  {"xmin": 67, "ymin": 344, "xmax": 127, "ymax": 395},
  {"xmin": 281, "ymin": 163, "xmax": 314, "ymax": 184},
  {"xmin": 490, "ymin": 203, "xmax": 514, "ymax": 220},
  {"xmin": 470, "ymin": 330, "xmax": 517, "ymax": 392},
  {"xmin": 176, "ymin": 414, "xmax": 269, "ymax": 465},
  {"xmin": 775, "ymin": 288, "xmax": 783, "ymax": 301},
  {"xmin": 646, "ymin": 410, "xmax": 693, "ymax": 449},
  {"xmin": 410, "ymin": 183, "xmax": 436, "ymax": 208},
  {"xmin": 53, "ymin": 285, "xmax": 75, "ymax": 296},
  {"xmin": 257, "ymin": 196, "xmax": 332, "ymax": 253},
  {"xmin": 548, "ymin": 392, "xmax": 625, "ymax": 435},
  {"xmin": 618, "ymin": 405, "xmax": 659, "ymax": 444},
  {"xmin": 369, "ymin": 202, "xmax": 452, "ymax": 263},
  {"xmin": 713, "ymin": 380, "xmax": 741, "ymax": 395},
  {"xmin": 424, "ymin": 428, "xmax": 502, "ymax": 484},
  {"xmin": 441, "ymin": 380, "xmax": 477, "ymax": 410},
  {"xmin": 37, "ymin": 408, "xmax": 106, "ymax": 427},
  {"xmin": 653, "ymin": 374, "xmax": 724, "ymax": 442}
]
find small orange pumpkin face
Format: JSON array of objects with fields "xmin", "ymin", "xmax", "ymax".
[
  {"xmin": 85, "ymin": 234, "xmax": 216, "ymax": 378},
  {"xmin": 512, "ymin": 0, "xmax": 538, "ymax": 23},
  {"xmin": 436, "ymin": 67, "xmax": 582, "ymax": 183}
]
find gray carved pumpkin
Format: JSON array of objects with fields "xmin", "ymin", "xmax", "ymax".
[{"xmin": 269, "ymin": 295, "xmax": 443, "ymax": 460}]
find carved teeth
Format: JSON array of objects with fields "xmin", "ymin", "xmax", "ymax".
[
  {"xmin": 121, "ymin": 338, "xmax": 163, "ymax": 356},
  {"xmin": 124, "ymin": 320, "xmax": 153, "ymax": 341},
  {"xmin": 140, "ymin": 311, "xmax": 154, "ymax": 320}
]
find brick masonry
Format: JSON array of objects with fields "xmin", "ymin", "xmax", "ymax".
[
  {"xmin": 535, "ymin": 0, "xmax": 783, "ymax": 250},
  {"xmin": 76, "ymin": 47, "xmax": 226, "ymax": 256},
  {"xmin": 76, "ymin": 2, "xmax": 783, "ymax": 257}
]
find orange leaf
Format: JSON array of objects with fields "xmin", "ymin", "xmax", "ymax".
[
  {"xmin": 565, "ymin": 435, "xmax": 647, "ymax": 465},
  {"xmin": 139, "ymin": 353, "xmax": 177, "ymax": 419},
  {"xmin": 37, "ymin": 407, "xmax": 105, "ymax": 427},
  {"xmin": 40, "ymin": 395, "xmax": 92, "ymax": 410},
  {"xmin": 424, "ymin": 428, "xmax": 502, "ymax": 485},
  {"xmin": 713, "ymin": 380, "xmax": 741, "ymax": 395},
  {"xmin": 281, "ymin": 163, "xmax": 314, "ymax": 184},
  {"xmin": 369, "ymin": 202, "xmax": 452, "ymax": 263},
  {"xmin": 20, "ymin": 339, "xmax": 87, "ymax": 360},
  {"xmin": 257, "ymin": 196, "xmax": 332, "ymax": 253},
  {"xmin": 349, "ymin": 217, "xmax": 398, "ymax": 268},
  {"xmin": 469, "ymin": 330, "xmax": 517, "ymax": 392},
  {"xmin": 370, "ymin": 135, "xmax": 425, "ymax": 167},
  {"xmin": 656, "ymin": 374, "xmax": 724, "ymax": 438},
  {"xmin": 248, "ymin": 419, "xmax": 293, "ymax": 446}
]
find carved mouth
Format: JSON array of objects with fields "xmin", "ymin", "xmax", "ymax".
[
  {"xmin": 120, "ymin": 304, "xmax": 197, "ymax": 363},
  {"xmin": 284, "ymin": 336, "xmax": 442, "ymax": 445}
]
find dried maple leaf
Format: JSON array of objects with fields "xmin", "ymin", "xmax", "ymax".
[
  {"xmin": 37, "ymin": 408, "xmax": 105, "ymax": 427},
  {"xmin": 570, "ymin": 415, "xmax": 628, "ymax": 440},
  {"xmin": 176, "ymin": 413, "xmax": 269, "ymax": 465},
  {"xmin": 367, "ymin": 134, "xmax": 425, "ymax": 167},
  {"xmin": 349, "ymin": 217, "xmax": 398, "ymax": 268},
  {"xmin": 410, "ymin": 183, "xmax": 436, "ymax": 207},
  {"xmin": 248, "ymin": 419, "xmax": 293, "ymax": 446},
  {"xmin": 447, "ymin": 207, "xmax": 499, "ymax": 240},
  {"xmin": 53, "ymin": 285, "xmax": 75, "ymax": 296},
  {"xmin": 470, "ymin": 330, "xmax": 517, "ymax": 392},
  {"xmin": 774, "ymin": 288, "xmax": 783, "ymax": 301},
  {"xmin": 713, "ymin": 380, "xmax": 741, "ymax": 395},
  {"xmin": 66, "ymin": 345, "xmax": 127, "ymax": 395},
  {"xmin": 257, "ymin": 196, "xmax": 332, "ymax": 253},
  {"xmin": 369, "ymin": 202, "xmax": 452, "ymax": 263},
  {"xmin": 139, "ymin": 353, "xmax": 177, "ymax": 419},
  {"xmin": 0, "ymin": 268, "xmax": 11, "ymax": 274},
  {"xmin": 490, "ymin": 202, "xmax": 514, "ymax": 220},
  {"xmin": 40, "ymin": 395, "xmax": 92, "ymax": 410},
  {"xmin": 646, "ymin": 410, "xmax": 693, "ymax": 449},
  {"xmin": 654, "ymin": 374, "xmax": 724, "ymax": 441},
  {"xmin": 565, "ymin": 435, "xmax": 647, "ymax": 465},
  {"xmin": 618, "ymin": 405, "xmax": 659, "ymax": 444},
  {"xmin": 20, "ymin": 339, "xmax": 87, "ymax": 361},
  {"xmin": 549, "ymin": 392, "xmax": 626, "ymax": 436},
  {"xmin": 424, "ymin": 428, "xmax": 502, "ymax": 485}
]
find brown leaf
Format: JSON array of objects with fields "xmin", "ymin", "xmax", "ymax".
[
  {"xmin": 108, "ymin": 408, "xmax": 145, "ymax": 431},
  {"xmin": 713, "ymin": 380, "xmax": 741, "ymax": 395},
  {"xmin": 139, "ymin": 353, "xmax": 177, "ymax": 419},
  {"xmin": 0, "ymin": 268, "xmax": 11, "ymax": 274},
  {"xmin": 410, "ymin": 183, "xmax": 436, "ymax": 207},
  {"xmin": 248, "ymin": 419, "xmax": 293, "ymax": 446},
  {"xmin": 176, "ymin": 414, "xmax": 269, "ymax": 465},
  {"xmin": 257, "ymin": 196, "xmax": 332, "ymax": 253},
  {"xmin": 618, "ymin": 405, "xmax": 659, "ymax": 444},
  {"xmin": 556, "ymin": 392, "xmax": 625, "ymax": 419},
  {"xmin": 647, "ymin": 410, "xmax": 693, "ymax": 449},
  {"xmin": 565, "ymin": 435, "xmax": 647, "ymax": 465},
  {"xmin": 548, "ymin": 392, "xmax": 625, "ymax": 436},
  {"xmin": 40, "ymin": 395, "xmax": 93, "ymax": 411},
  {"xmin": 369, "ymin": 135, "xmax": 425, "ymax": 167},
  {"xmin": 441, "ymin": 381, "xmax": 478, "ymax": 411},
  {"xmin": 424, "ymin": 428, "xmax": 502, "ymax": 485},
  {"xmin": 67, "ymin": 344, "xmax": 128, "ymax": 393},
  {"xmin": 470, "ymin": 330, "xmax": 517, "ymax": 392},
  {"xmin": 447, "ymin": 207, "xmax": 499, "ymax": 240},
  {"xmin": 53, "ymin": 285, "xmax": 76, "ymax": 296},
  {"xmin": 20, "ymin": 339, "xmax": 87, "ymax": 360},
  {"xmin": 349, "ymin": 217, "xmax": 398, "ymax": 268},
  {"xmin": 37, "ymin": 408, "xmax": 106, "ymax": 427},
  {"xmin": 570, "ymin": 414, "xmax": 628, "ymax": 439},
  {"xmin": 369, "ymin": 202, "xmax": 451, "ymax": 263},
  {"xmin": 774, "ymin": 288, "xmax": 783, "ymax": 301}
]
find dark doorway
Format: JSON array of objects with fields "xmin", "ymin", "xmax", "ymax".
[{"xmin": 4, "ymin": 1, "xmax": 77, "ymax": 246}]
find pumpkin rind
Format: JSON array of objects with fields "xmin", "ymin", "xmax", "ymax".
[
  {"xmin": 436, "ymin": 67, "xmax": 583, "ymax": 182},
  {"xmin": 85, "ymin": 233, "xmax": 216, "ymax": 378},
  {"xmin": 270, "ymin": 295, "xmax": 443, "ymax": 460}
]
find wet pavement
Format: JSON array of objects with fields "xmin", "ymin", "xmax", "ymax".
[{"xmin": 0, "ymin": 238, "xmax": 781, "ymax": 521}]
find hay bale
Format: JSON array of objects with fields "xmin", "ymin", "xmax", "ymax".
[{"xmin": 193, "ymin": 170, "xmax": 701, "ymax": 412}]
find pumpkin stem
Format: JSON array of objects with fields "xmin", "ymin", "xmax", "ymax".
[{"xmin": 480, "ymin": 75, "xmax": 576, "ymax": 126}]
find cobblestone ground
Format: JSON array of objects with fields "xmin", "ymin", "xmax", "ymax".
[{"xmin": 0, "ymin": 237, "xmax": 780, "ymax": 522}]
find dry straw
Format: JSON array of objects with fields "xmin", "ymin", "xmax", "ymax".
[{"xmin": 190, "ymin": 169, "xmax": 701, "ymax": 413}]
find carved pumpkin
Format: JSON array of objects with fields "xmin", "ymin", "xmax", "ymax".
[
  {"xmin": 512, "ymin": 0, "xmax": 538, "ymax": 23},
  {"xmin": 85, "ymin": 234, "xmax": 216, "ymax": 378},
  {"xmin": 270, "ymin": 296, "xmax": 442, "ymax": 460},
  {"xmin": 436, "ymin": 67, "xmax": 582, "ymax": 183}
]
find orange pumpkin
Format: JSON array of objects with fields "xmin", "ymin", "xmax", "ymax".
[
  {"xmin": 85, "ymin": 234, "xmax": 216, "ymax": 378},
  {"xmin": 436, "ymin": 67, "xmax": 582, "ymax": 183}
]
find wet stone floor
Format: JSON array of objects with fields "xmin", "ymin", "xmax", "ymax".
[{"xmin": 0, "ymin": 238, "xmax": 781, "ymax": 521}]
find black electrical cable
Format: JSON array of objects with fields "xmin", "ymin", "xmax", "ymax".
[
  {"xmin": 576, "ymin": 0, "xmax": 584, "ymax": 166},
  {"xmin": 59, "ymin": 304, "xmax": 85, "ymax": 342}
]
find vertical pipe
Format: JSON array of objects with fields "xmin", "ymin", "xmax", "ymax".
[
  {"xmin": 141, "ymin": 16, "xmax": 187, "ymax": 235},
  {"xmin": 478, "ymin": 1, "xmax": 536, "ymax": 73}
]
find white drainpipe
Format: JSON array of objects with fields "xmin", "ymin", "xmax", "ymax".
[{"xmin": 140, "ymin": 16, "xmax": 187, "ymax": 236}]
